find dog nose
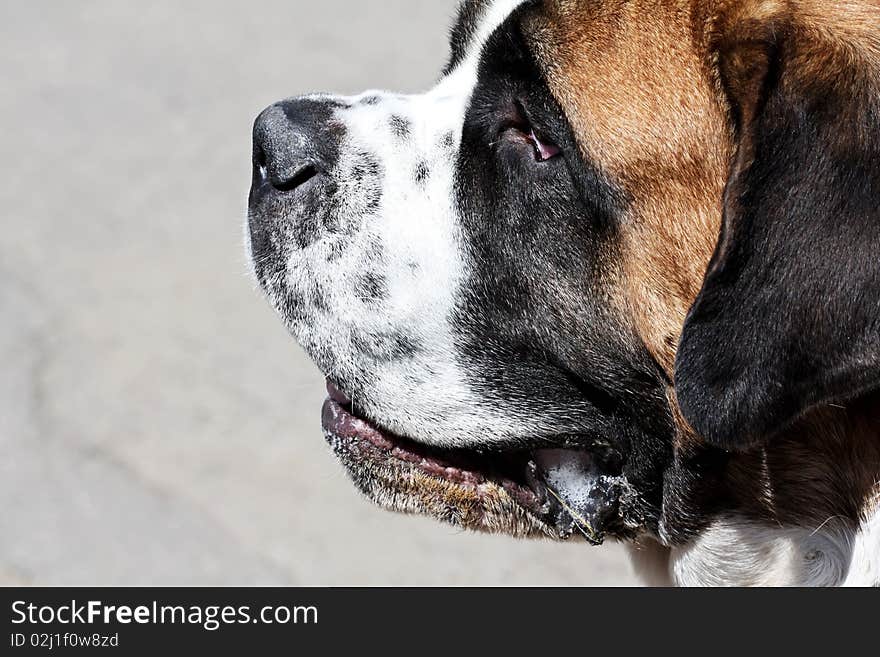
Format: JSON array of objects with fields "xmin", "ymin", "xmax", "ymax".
[{"xmin": 251, "ymin": 99, "xmax": 339, "ymax": 194}]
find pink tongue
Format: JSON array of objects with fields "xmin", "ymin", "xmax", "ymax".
[{"xmin": 325, "ymin": 380, "xmax": 352, "ymax": 405}]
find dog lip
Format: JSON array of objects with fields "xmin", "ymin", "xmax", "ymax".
[
  {"xmin": 320, "ymin": 397, "xmax": 489, "ymax": 479},
  {"xmin": 325, "ymin": 379, "xmax": 352, "ymax": 406},
  {"xmin": 321, "ymin": 396, "xmax": 397, "ymax": 452},
  {"xmin": 318, "ymin": 390, "xmax": 629, "ymax": 543},
  {"xmin": 319, "ymin": 395, "xmax": 555, "ymax": 517}
]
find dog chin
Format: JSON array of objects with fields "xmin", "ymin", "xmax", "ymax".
[{"xmin": 320, "ymin": 380, "xmax": 645, "ymax": 544}]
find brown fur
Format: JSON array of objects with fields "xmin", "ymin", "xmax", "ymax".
[
  {"xmin": 526, "ymin": 0, "xmax": 880, "ymax": 528},
  {"xmin": 727, "ymin": 391, "xmax": 880, "ymax": 528}
]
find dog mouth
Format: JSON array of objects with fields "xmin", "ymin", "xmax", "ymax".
[{"xmin": 321, "ymin": 380, "xmax": 637, "ymax": 543}]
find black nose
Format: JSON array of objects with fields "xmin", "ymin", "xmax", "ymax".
[{"xmin": 251, "ymin": 98, "xmax": 340, "ymax": 195}]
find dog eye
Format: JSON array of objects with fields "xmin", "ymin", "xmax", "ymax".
[
  {"xmin": 499, "ymin": 100, "xmax": 561, "ymax": 162},
  {"xmin": 528, "ymin": 129, "xmax": 560, "ymax": 161}
]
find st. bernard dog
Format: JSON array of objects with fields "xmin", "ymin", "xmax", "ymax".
[{"xmin": 246, "ymin": 0, "xmax": 880, "ymax": 586}]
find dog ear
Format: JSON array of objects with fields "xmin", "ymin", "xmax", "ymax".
[{"xmin": 674, "ymin": 4, "xmax": 880, "ymax": 450}]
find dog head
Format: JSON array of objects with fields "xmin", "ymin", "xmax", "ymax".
[{"xmin": 247, "ymin": 0, "xmax": 880, "ymax": 550}]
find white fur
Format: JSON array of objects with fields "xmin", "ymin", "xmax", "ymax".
[
  {"xmin": 842, "ymin": 499, "xmax": 880, "ymax": 586},
  {"xmin": 628, "ymin": 507, "xmax": 880, "ymax": 586}
]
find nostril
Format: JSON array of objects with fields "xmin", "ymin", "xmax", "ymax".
[
  {"xmin": 253, "ymin": 146, "xmax": 269, "ymax": 185},
  {"xmin": 254, "ymin": 145, "xmax": 267, "ymax": 169},
  {"xmin": 271, "ymin": 163, "xmax": 319, "ymax": 193}
]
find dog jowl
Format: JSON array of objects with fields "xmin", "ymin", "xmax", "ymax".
[{"xmin": 247, "ymin": 0, "xmax": 880, "ymax": 585}]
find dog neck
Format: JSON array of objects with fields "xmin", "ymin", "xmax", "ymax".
[{"xmin": 639, "ymin": 390, "xmax": 880, "ymax": 586}]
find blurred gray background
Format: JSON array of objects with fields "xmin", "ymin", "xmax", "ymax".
[{"xmin": 0, "ymin": 0, "xmax": 635, "ymax": 585}]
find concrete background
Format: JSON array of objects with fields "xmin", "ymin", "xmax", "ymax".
[{"xmin": 0, "ymin": 0, "xmax": 635, "ymax": 585}]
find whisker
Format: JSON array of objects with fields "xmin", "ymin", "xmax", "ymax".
[{"xmin": 545, "ymin": 486, "xmax": 601, "ymax": 544}]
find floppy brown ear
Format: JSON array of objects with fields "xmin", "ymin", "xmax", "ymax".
[{"xmin": 674, "ymin": 3, "xmax": 880, "ymax": 450}]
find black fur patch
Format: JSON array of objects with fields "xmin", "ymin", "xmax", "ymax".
[
  {"xmin": 414, "ymin": 161, "xmax": 430, "ymax": 185},
  {"xmin": 349, "ymin": 152, "xmax": 383, "ymax": 215},
  {"xmin": 355, "ymin": 271, "xmax": 388, "ymax": 302},
  {"xmin": 350, "ymin": 152, "xmax": 382, "ymax": 183},
  {"xmin": 452, "ymin": 11, "xmax": 674, "ymax": 536},
  {"xmin": 389, "ymin": 114, "xmax": 412, "ymax": 140}
]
